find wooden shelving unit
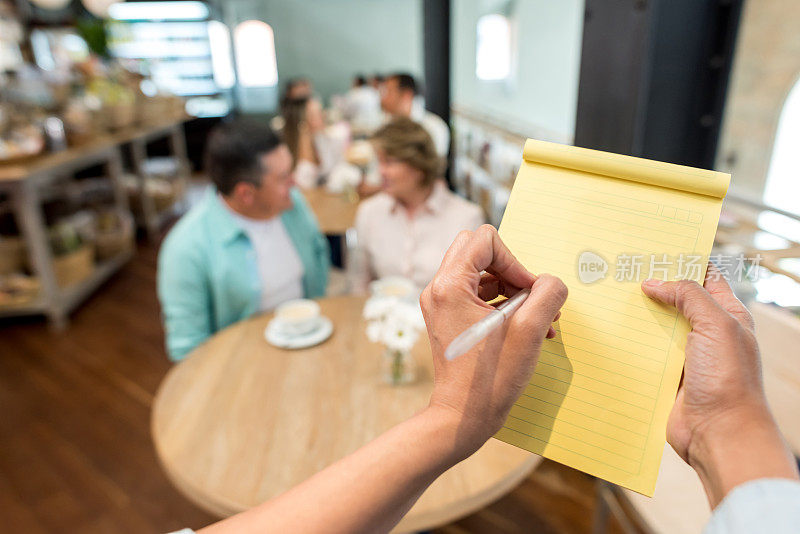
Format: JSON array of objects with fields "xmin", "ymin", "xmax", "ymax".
[
  {"xmin": 127, "ymin": 121, "xmax": 191, "ymax": 241},
  {"xmin": 0, "ymin": 116, "xmax": 190, "ymax": 328}
]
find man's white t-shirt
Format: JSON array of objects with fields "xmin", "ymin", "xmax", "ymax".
[{"xmin": 224, "ymin": 201, "xmax": 304, "ymax": 311}]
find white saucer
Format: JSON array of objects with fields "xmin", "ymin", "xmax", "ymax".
[{"xmin": 264, "ymin": 316, "xmax": 334, "ymax": 350}]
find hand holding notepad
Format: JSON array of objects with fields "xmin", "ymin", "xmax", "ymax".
[{"xmin": 495, "ymin": 139, "xmax": 730, "ymax": 496}]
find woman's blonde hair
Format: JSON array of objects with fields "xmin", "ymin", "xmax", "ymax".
[{"xmin": 371, "ymin": 118, "xmax": 443, "ymax": 186}]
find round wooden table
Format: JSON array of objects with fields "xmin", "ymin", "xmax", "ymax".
[
  {"xmin": 303, "ymin": 187, "xmax": 360, "ymax": 235},
  {"xmin": 152, "ymin": 295, "xmax": 540, "ymax": 532}
]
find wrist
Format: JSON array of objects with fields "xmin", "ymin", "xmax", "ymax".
[
  {"xmin": 419, "ymin": 404, "xmax": 489, "ymax": 465},
  {"xmin": 688, "ymin": 403, "xmax": 799, "ymax": 507}
]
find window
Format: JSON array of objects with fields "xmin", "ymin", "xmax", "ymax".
[
  {"xmin": 234, "ymin": 20, "xmax": 278, "ymax": 88},
  {"xmin": 759, "ymin": 76, "xmax": 800, "ymax": 243},
  {"xmin": 763, "ymin": 77, "xmax": 800, "ymax": 217},
  {"xmin": 475, "ymin": 14, "xmax": 512, "ymax": 81},
  {"xmin": 106, "ymin": 2, "xmax": 229, "ymax": 117},
  {"xmin": 753, "ymin": 76, "xmax": 800, "ymax": 306},
  {"xmin": 208, "ymin": 21, "xmax": 234, "ymax": 89}
]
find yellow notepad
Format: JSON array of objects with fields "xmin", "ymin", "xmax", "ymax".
[{"xmin": 495, "ymin": 139, "xmax": 730, "ymax": 496}]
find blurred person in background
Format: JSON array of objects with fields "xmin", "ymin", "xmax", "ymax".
[
  {"xmin": 353, "ymin": 118, "xmax": 483, "ymax": 292},
  {"xmin": 380, "ymin": 73, "xmax": 449, "ymax": 158},
  {"xmin": 157, "ymin": 120, "xmax": 329, "ymax": 361},
  {"xmin": 344, "ymin": 73, "xmax": 382, "ymax": 135},
  {"xmin": 282, "ymin": 96, "xmax": 353, "ymax": 190},
  {"xmin": 368, "ymin": 73, "xmax": 384, "ymax": 92},
  {"xmin": 282, "ymin": 77, "xmax": 313, "ymax": 101},
  {"xmin": 274, "ymin": 77, "xmax": 315, "ymax": 132}
]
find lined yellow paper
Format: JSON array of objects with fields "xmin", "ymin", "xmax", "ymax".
[{"xmin": 496, "ymin": 139, "xmax": 730, "ymax": 496}]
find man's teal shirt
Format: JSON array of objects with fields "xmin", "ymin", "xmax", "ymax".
[{"xmin": 157, "ymin": 188, "xmax": 330, "ymax": 361}]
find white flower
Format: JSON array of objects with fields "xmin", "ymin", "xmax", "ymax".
[
  {"xmin": 366, "ymin": 321, "xmax": 385, "ymax": 343},
  {"xmin": 363, "ymin": 297, "xmax": 425, "ymax": 352},
  {"xmin": 395, "ymin": 301, "xmax": 425, "ymax": 330},
  {"xmin": 382, "ymin": 315, "xmax": 419, "ymax": 352},
  {"xmin": 363, "ymin": 296, "xmax": 398, "ymax": 321}
]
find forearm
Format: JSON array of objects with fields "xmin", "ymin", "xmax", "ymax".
[
  {"xmin": 689, "ymin": 404, "xmax": 799, "ymax": 508},
  {"xmin": 199, "ymin": 406, "xmax": 466, "ymax": 534},
  {"xmin": 162, "ymin": 300, "xmax": 213, "ymax": 360}
]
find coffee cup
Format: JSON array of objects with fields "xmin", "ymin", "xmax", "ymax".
[
  {"xmin": 274, "ymin": 299, "xmax": 321, "ymax": 337},
  {"xmin": 369, "ymin": 276, "xmax": 417, "ymax": 300}
]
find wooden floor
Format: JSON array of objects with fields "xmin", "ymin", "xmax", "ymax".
[{"xmin": 0, "ymin": 237, "xmax": 624, "ymax": 534}]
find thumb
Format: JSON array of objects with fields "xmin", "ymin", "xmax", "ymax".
[
  {"xmin": 641, "ymin": 278, "xmax": 726, "ymax": 329},
  {"xmin": 508, "ymin": 274, "xmax": 568, "ymax": 347}
]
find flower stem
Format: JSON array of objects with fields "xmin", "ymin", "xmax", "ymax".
[{"xmin": 392, "ymin": 350, "xmax": 404, "ymax": 385}]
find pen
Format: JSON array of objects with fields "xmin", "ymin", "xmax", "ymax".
[{"xmin": 444, "ymin": 287, "xmax": 532, "ymax": 361}]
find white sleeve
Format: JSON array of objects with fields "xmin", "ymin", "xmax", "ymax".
[
  {"xmin": 423, "ymin": 114, "xmax": 450, "ymax": 157},
  {"xmin": 435, "ymin": 120, "xmax": 450, "ymax": 157},
  {"xmin": 703, "ymin": 478, "xmax": 800, "ymax": 534}
]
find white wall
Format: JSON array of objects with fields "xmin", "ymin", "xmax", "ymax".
[
  {"xmin": 222, "ymin": 0, "xmax": 423, "ymax": 112},
  {"xmin": 452, "ymin": 0, "xmax": 585, "ymax": 143}
]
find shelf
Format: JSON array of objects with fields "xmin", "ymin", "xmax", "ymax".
[
  {"xmin": 0, "ymin": 296, "xmax": 47, "ymax": 319},
  {"xmin": 131, "ymin": 189, "xmax": 188, "ymax": 228},
  {"xmin": 59, "ymin": 249, "xmax": 134, "ymax": 314},
  {"xmin": 0, "ymin": 249, "xmax": 133, "ymax": 321},
  {"xmin": 1, "ymin": 116, "xmax": 188, "ymax": 328}
]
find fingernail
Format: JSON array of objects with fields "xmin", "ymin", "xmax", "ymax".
[{"xmin": 643, "ymin": 278, "xmax": 663, "ymax": 287}]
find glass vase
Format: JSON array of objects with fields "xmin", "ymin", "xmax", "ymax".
[{"xmin": 382, "ymin": 347, "xmax": 415, "ymax": 386}]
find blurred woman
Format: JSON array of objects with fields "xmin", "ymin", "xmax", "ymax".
[
  {"xmin": 281, "ymin": 77, "xmax": 313, "ymax": 103},
  {"xmin": 354, "ymin": 118, "xmax": 484, "ymax": 291},
  {"xmin": 282, "ymin": 97, "xmax": 351, "ymax": 189}
]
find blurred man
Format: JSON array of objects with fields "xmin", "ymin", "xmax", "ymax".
[
  {"xmin": 157, "ymin": 120, "xmax": 329, "ymax": 361},
  {"xmin": 380, "ymin": 73, "xmax": 450, "ymax": 157}
]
